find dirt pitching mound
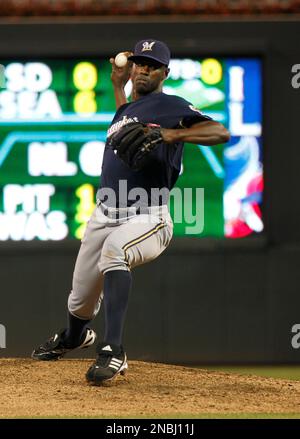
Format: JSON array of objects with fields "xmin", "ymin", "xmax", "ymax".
[{"xmin": 1, "ymin": 358, "xmax": 300, "ymax": 418}]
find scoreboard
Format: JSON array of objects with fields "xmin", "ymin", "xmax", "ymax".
[{"xmin": 0, "ymin": 57, "xmax": 262, "ymax": 240}]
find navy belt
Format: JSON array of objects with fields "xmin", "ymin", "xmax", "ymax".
[{"xmin": 96, "ymin": 200, "xmax": 151, "ymax": 220}]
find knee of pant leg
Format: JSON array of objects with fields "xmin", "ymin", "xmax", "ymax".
[
  {"xmin": 98, "ymin": 237, "xmax": 128, "ymax": 274},
  {"xmin": 68, "ymin": 291, "xmax": 101, "ymax": 320}
]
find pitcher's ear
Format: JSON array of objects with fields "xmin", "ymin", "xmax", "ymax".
[{"xmin": 165, "ymin": 67, "xmax": 170, "ymax": 78}]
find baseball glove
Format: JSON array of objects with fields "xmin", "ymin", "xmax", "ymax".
[{"xmin": 108, "ymin": 122, "xmax": 163, "ymax": 170}]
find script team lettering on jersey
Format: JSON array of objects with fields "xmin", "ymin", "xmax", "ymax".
[{"xmin": 99, "ymin": 92, "xmax": 212, "ymax": 207}]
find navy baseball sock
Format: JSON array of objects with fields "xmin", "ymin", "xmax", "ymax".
[
  {"xmin": 64, "ymin": 312, "xmax": 90, "ymax": 348},
  {"xmin": 103, "ymin": 270, "xmax": 132, "ymax": 347}
]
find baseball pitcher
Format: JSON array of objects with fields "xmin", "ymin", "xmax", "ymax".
[{"xmin": 32, "ymin": 39, "xmax": 230, "ymax": 385}]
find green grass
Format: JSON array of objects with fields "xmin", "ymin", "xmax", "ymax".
[{"xmin": 200, "ymin": 365, "xmax": 300, "ymax": 381}]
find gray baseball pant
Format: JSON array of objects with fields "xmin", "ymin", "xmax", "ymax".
[{"xmin": 68, "ymin": 203, "xmax": 173, "ymax": 320}]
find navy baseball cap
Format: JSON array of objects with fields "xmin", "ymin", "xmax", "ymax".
[{"xmin": 128, "ymin": 39, "xmax": 171, "ymax": 66}]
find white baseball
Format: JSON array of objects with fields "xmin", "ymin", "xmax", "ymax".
[{"xmin": 115, "ymin": 52, "xmax": 128, "ymax": 68}]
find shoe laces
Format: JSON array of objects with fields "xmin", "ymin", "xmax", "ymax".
[
  {"xmin": 41, "ymin": 330, "xmax": 66, "ymax": 350},
  {"xmin": 42, "ymin": 335, "xmax": 61, "ymax": 350},
  {"xmin": 94, "ymin": 343, "xmax": 123, "ymax": 367},
  {"xmin": 94, "ymin": 351, "xmax": 112, "ymax": 368}
]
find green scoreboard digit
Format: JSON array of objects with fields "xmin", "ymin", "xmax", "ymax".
[{"xmin": 0, "ymin": 57, "xmax": 263, "ymax": 241}]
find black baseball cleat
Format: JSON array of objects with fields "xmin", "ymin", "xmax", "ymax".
[
  {"xmin": 86, "ymin": 342, "xmax": 128, "ymax": 385},
  {"xmin": 31, "ymin": 328, "xmax": 97, "ymax": 361}
]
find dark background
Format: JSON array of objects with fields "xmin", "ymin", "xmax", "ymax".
[{"xmin": 0, "ymin": 18, "xmax": 300, "ymax": 363}]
